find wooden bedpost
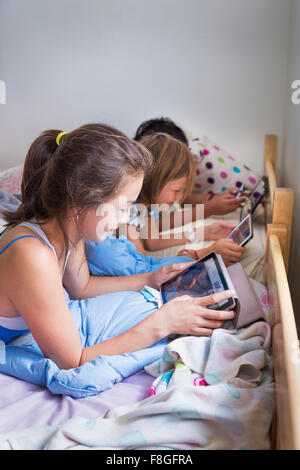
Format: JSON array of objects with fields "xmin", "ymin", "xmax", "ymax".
[
  {"xmin": 264, "ymin": 134, "xmax": 277, "ymax": 176},
  {"xmin": 264, "ymin": 135, "xmax": 278, "ymax": 224},
  {"xmin": 272, "ymin": 188, "xmax": 294, "ymax": 270},
  {"xmin": 263, "ymin": 135, "xmax": 294, "ymax": 270},
  {"xmin": 266, "ymin": 234, "xmax": 300, "ymax": 449}
]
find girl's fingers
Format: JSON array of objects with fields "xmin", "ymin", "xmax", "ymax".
[
  {"xmin": 220, "ymin": 221, "xmax": 236, "ymax": 229},
  {"xmin": 226, "ymin": 254, "xmax": 242, "ymax": 263},
  {"xmin": 169, "ymin": 262, "xmax": 194, "ymax": 271},
  {"xmin": 224, "ymin": 223, "xmax": 236, "ymax": 230},
  {"xmin": 230, "ymin": 248, "xmax": 243, "ymax": 256},
  {"xmin": 229, "ymin": 249, "xmax": 244, "ymax": 257},
  {"xmin": 161, "ymin": 262, "xmax": 193, "ymax": 278},
  {"xmin": 196, "ymin": 318, "xmax": 224, "ymax": 329},
  {"xmin": 201, "ymin": 308, "xmax": 236, "ymax": 321},
  {"xmin": 228, "ymin": 197, "xmax": 246, "ymax": 206},
  {"xmin": 196, "ymin": 290, "xmax": 234, "ymax": 306},
  {"xmin": 226, "ymin": 241, "xmax": 244, "ymax": 252}
]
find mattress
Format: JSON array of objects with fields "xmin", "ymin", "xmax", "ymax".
[{"xmin": 0, "ymin": 370, "xmax": 153, "ymax": 434}]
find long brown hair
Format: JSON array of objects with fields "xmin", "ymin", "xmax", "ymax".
[
  {"xmin": 137, "ymin": 132, "xmax": 195, "ymax": 206},
  {"xmin": 2, "ymin": 123, "xmax": 153, "ymax": 253}
]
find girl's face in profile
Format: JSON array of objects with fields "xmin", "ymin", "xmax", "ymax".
[
  {"xmin": 83, "ymin": 173, "xmax": 144, "ymax": 242},
  {"xmin": 156, "ymin": 177, "xmax": 187, "ymax": 206}
]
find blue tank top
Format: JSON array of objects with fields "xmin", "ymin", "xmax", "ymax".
[{"xmin": 0, "ymin": 219, "xmax": 71, "ymax": 344}]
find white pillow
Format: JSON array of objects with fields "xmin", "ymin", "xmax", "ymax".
[{"xmin": 189, "ymin": 136, "xmax": 261, "ymax": 194}]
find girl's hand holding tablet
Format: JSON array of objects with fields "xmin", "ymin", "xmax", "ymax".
[
  {"xmin": 159, "ymin": 290, "xmax": 236, "ymax": 337},
  {"xmin": 207, "ymin": 191, "xmax": 247, "ymax": 216},
  {"xmin": 208, "ymin": 239, "xmax": 244, "ymax": 265},
  {"xmin": 148, "ymin": 262, "xmax": 195, "ymax": 290},
  {"xmin": 202, "ymin": 221, "xmax": 236, "ymax": 241}
]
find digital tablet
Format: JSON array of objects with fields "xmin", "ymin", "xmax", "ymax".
[
  {"xmin": 240, "ymin": 176, "xmax": 268, "ymax": 221},
  {"xmin": 160, "ymin": 252, "xmax": 239, "ymax": 317},
  {"xmin": 226, "ymin": 214, "xmax": 253, "ymax": 247},
  {"xmin": 235, "ymin": 183, "xmax": 245, "ymax": 198}
]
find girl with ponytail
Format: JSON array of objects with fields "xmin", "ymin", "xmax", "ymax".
[{"xmin": 0, "ymin": 123, "xmax": 234, "ymax": 371}]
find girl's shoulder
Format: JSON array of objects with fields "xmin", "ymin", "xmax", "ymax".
[
  {"xmin": 0, "ymin": 226, "xmax": 58, "ymax": 317},
  {"xmin": 0, "ymin": 225, "xmax": 53, "ymax": 262}
]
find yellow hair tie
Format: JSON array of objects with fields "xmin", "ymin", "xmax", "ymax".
[{"xmin": 56, "ymin": 131, "xmax": 68, "ymax": 146}]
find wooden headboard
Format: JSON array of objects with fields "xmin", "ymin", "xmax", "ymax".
[{"xmin": 263, "ymin": 134, "xmax": 300, "ymax": 449}]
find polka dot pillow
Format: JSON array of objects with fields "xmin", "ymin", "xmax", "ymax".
[
  {"xmin": 0, "ymin": 165, "xmax": 23, "ymax": 194},
  {"xmin": 189, "ymin": 136, "xmax": 261, "ymax": 194}
]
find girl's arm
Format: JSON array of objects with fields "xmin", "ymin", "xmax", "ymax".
[
  {"xmin": 7, "ymin": 237, "xmax": 235, "ymax": 369},
  {"xmin": 63, "ymin": 238, "xmax": 192, "ymax": 299},
  {"xmin": 139, "ymin": 215, "xmax": 234, "ymax": 252},
  {"xmin": 7, "ymin": 239, "xmax": 163, "ymax": 369},
  {"xmin": 63, "ymin": 237, "xmax": 151, "ymax": 298},
  {"xmin": 159, "ymin": 190, "xmax": 248, "ymax": 231},
  {"xmin": 140, "ymin": 214, "xmax": 191, "ymax": 252}
]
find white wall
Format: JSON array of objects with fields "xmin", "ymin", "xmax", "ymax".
[
  {"xmin": 282, "ymin": 0, "xmax": 300, "ymax": 326},
  {"xmin": 0, "ymin": 0, "xmax": 290, "ymax": 172}
]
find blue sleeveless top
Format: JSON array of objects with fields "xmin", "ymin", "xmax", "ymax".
[{"xmin": 0, "ymin": 220, "xmax": 71, "ymax": 343}]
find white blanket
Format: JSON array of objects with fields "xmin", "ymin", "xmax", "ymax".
[{"xmin": 0, "ymin": 321, "xmax": 275, "ymax": 450}]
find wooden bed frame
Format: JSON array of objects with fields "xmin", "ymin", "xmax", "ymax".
[{"xmin": 263, "ymin": 134, "xmax": 300, "ymax": 450}]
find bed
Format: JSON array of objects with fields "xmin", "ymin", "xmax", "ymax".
[
  {"xmin": 262, "ymin": 135, "xmax": 300, "ymax": 450},
  {"xmin": 146, "ymin": 134, "xmax": 299, "ymax": 449},
  {"xmin": 0, "ymin": 135, "xmax": 298, "ymax": 449}
]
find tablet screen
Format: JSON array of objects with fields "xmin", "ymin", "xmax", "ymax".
[
  {"xmin": 227, "ymin": 214, "xmax": 252, "ymax": 246},
  {"xmin": 161, "ymin": 255, "xmax": 230, "ymax": 308}
]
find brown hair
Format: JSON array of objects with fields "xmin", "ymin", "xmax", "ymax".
[
  {"xmin": 137, "ymin": 132, "xmax": 195, "ymax": 206},
  {"xmin": 2, "ymin": 123, "xmax": 153, "ymax": 253}
]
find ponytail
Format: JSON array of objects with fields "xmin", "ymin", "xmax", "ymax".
[{"xmin": 2, "ymin": 130, "xmax": 62, "ymax": 226}]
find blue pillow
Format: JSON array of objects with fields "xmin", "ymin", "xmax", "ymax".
[{"xmin": 85, "ymin": 236, "xmax": 193, "ymax": 277}]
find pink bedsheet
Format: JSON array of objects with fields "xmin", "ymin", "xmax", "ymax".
[{"xmin": 0, "ymin": 370, "xmax": 153, "ymax": 434}]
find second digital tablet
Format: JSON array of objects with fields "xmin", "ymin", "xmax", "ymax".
[{"xmin": 226, "ymin": 213, "xmax": 253, "ymax": 247}]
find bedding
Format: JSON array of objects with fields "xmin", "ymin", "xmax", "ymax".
[
  {"xmin": 0, "ymin": 369, "xmax": 153, "ymax": 435},
  {"xmin": 0, "ymin": 166, "xmax": 23, "ymax": 195},
  {"xmin": 0, "ymin": 189, "xmax": 21, "ymax": 216},
  {"xmin": 0, "ymin": 321, "xmax": 275, "ymax": 450},
  {"xmin": 189, "ymin": 136, "xmax": 261, "ymax": 195},
  {"xmin": 0, "ymin": 291, "xmax": 166, "ymax": 398},
  {"xmin": 85, "ymin": 235, "xmax": 193, "ymax": 277}
]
